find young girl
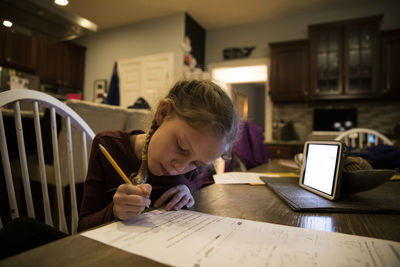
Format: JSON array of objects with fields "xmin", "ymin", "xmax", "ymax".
[{"xmin": 78, "ymin": 79, "xmax": 238, "ymax": 231}]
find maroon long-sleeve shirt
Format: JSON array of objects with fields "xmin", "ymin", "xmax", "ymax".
[{"xmin": 78, "ymin": 130, "xmax": 208, "ymax": 232}]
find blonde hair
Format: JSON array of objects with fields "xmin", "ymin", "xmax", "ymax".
[{"xmin": 131, "ymin": 79, "xmax": 238, "ymax": 184}]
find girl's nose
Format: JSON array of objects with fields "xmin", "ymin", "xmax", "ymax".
[{"xmin": 171, "ymin": 159, "xmax": 190, "ymax": 174}]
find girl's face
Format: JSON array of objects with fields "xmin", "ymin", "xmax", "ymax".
[{"xmin": 147, "ymin": 115, "xmax": 227, "ymax": 176}]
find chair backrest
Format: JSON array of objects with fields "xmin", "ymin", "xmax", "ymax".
[
  {"xmin": 0, "ymin": 89, "xmax": 95, "ymax": 234},
  {"xmin": 334, "ymin": 128, "xmax": 393, "ymax": 148}
]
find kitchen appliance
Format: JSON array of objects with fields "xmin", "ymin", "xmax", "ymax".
[
  {"xmin": 308, "ymin": 108, "xmax": 358, "ymax": 141},
  {"xmin": 313, "ymin": 108, "xmax": 357, "ymax": 132},
  {"xmin": 0, "ymin": 0, "xmax": 97, "ymax": 41}
]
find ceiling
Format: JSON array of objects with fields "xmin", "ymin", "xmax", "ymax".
[{"xmin": 64, "ymin": 0, "xmax": 377, "ymax": 32}]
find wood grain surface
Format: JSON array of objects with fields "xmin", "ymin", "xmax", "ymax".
[{"xmin": 1, "ymin": 160, "xmax": 399, "ymax": 266}]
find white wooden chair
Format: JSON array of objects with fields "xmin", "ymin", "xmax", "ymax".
[
  {"xmin": 334, "ymin": 128, "xmax": 393, "ymax": 148},
  {"xmin": 0, "ymin": 89, "xmax": 95, "ymax": 234}
]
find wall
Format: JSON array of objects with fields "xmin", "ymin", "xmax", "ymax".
[
  {"xmin": 75, "ymin": 13, "xmax": 185, "ymax": 101},
  {"xmin": 205, "ymin": 0, "xmax": 400, "ymax": 65}
]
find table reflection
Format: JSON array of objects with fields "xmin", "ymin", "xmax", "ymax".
[{"xmin": 299, "ymin": 215, "xmax": 335, "ymax": 232}]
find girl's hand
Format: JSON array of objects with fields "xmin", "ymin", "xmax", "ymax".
[
  {"xmin": 154, "ymin": 184, "xmax": 195, "ymax": 211},
  {"xmin": 113, "ymin": 183, "xmax": 152, "ymax": 221}
]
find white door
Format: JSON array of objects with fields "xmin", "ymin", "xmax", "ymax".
[
  {"xmin": 118, "ymin": 59, "xmax": 142, "ymax": 108},
  {"xmin": 118, "ymin": 53, "xmax": 173, "ymax": 109}
]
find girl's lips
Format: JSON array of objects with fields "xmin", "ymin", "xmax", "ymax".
[{"xmin": 160, "ymin": 164, "xmax": 170, "ymax": 176}]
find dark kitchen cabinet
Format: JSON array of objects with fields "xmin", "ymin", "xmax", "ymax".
[
  {"xmin": 309, "ymin": 15, "xmax": 382, "ymax": 100},
  {"xmin": 265, "ymin": 143, "xmax": 303, "ymax": 159},
  {"xmin": 269, "ymin": 40, "xmax": 309, "ymax": 102},
  {"xmin": 38, "ymin": 40, "xmax": 86, "ymax": 91},
  {"xmin": 62, "ymin": 42, "xmax": 86, "ymax": 90},
  {"xmin": 37, "ymin": 40, "xmax": 61, "ymax": 85},
  {"xmin": 0, "ymin": 27, "xmax": 5, "ymax": 63},
  {"xmin": 0, "ymin": 27, "xmax": 38, "ymax": 72},
  {"xmin": 381, "ymin": 29, "xmax": 400, "ymax": 98}
]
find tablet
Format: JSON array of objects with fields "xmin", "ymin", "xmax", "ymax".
[{"xmin": 299, "ymin": 141, "xmax": 344, "ymax": 201}]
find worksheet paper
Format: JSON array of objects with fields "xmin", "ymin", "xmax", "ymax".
[
  {"xmin": 212, "ymin": 172, "xmax": 299, "ymax": 184},
  {"xmin": 81, "ymin": 209, "xmax": 400, "ymax": 267},
  {"xmin": 213, "ymin": 172, "xmax": 268, "ymax": 184}
]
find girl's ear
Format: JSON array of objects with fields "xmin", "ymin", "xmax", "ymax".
[{"xmin": 155, "ymin": 100, "xmax": 172, "ymax": 125}]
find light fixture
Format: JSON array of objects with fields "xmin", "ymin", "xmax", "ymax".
[
  {"xmin": 54, "ymin": 0, "xmax": 69, "ymax": 6},
  {"xmin": 3, "ymin": 20, "xmax": 13, "ymax": 27},
  {"xmin": 212, "ymin": 65, "xmax": 268, "ymax": 85}
]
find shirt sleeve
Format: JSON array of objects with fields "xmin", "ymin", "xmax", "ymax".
[
  {"xmin": 186, "ymin": 166, "xmax": 213, "ymax": 194},
  {"xmin": 78, "ymin": 135, "xmax": 116, "ymax": 232}
]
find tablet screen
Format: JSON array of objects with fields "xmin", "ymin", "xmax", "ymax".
[{"xmin": 302, "ymin": 143, "xmax": 341, "ymax": 196}]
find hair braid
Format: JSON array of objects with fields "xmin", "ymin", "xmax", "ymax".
[{"xmin": 131, "ymin": 119, "xmax": 158, "ymax": 185}]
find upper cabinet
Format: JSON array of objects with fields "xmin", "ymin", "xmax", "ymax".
[
  {"xmin": 62, "ymin": 42, "xmax": 86, "ymax": 90},
  {"xmin": 269, "ymin": 40, "xmax": 309, "ymax": 102},
  {"xmin": 380, "ymin": 29, "xmax": 400, "ymax": 98},
  {"xmin": 37, "ymin": 40, "xmax": 86, "ymax": 91},
  {"xmin": 309, "ymin": 16, "xmax": 382, "ymax": 100},
  {"xmin": 0, "ymin": 27, "xmax": 86, "ymax": 91},
  {"xmin": 0, "ymin": 27, "xmax": 38, "ymax": 72},
  {"xmin": 0, "ymin": 28, "xmax": 5, "ymax": 63}
]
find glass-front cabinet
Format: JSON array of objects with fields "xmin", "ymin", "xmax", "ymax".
[
  {"xmin": 311, "ymin": 28, "xmax": 342, "ymax": 96},
  {"xmin": 309, "ymin": 16, "xmax": 382, "ymax": 100}
]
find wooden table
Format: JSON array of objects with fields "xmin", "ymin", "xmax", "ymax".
[{"xmin": 1, "ymin": 160, "xmax": 399, "ymax": 266}]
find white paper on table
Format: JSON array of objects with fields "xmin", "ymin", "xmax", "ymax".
[
  {"xmin": 81, "ymin": 209, "xmax": 400, "ymax": 267},
  {"xmin": 212, "ymin": 172, "xmax": 279, "ymax": 184}
]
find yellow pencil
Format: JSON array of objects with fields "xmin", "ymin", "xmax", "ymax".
[
  {"xmin": 99, "ymin": 143, "xmax": 150, "ymax": 208},
  {"xmin": 98, "ymin": 143, "xmax": 132, "ymax": 185}
]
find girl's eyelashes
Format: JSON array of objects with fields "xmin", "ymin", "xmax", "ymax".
[
  {"xmin": 176, "ymin": 139, "xmax": 189, "ymax": 154},
  {"xmin": 176, "ymin": 139, "xmax": 203, "ymax": 167}
]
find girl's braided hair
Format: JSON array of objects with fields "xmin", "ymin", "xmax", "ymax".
[{"xmin": 131, "ymin": 79, "xmax": 238, "ymax": 185}]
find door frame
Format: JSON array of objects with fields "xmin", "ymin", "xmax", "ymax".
[{"xmin": 208, "ymin": 58, "xmax": 272, "ymax": 142}]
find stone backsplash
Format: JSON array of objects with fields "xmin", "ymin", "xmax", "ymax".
[{"xmin": 272, "ymin": 100, "xmax": 400, "ymax": 142}]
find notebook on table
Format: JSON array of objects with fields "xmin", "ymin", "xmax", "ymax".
[{"xmin": 261, "ymin": 177, "xmax": 400, "ymax": 213}]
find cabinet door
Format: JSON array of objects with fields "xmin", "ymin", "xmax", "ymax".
[
  {"xmin": 40, "ymin": 42, "xmax": 64, "ymax": 85},
  {"xmin": 269, "ymin": 40, "xmax": 309, "ymax": 102},
  {"xmin": 344, "ymin": 21, "xmax": 380, "ymax": 96},
  {"xmin": 265, "ymin": 144, "xmax": 303, "ymax": 159},
  {"xmin": 309, "ymin": 15, "xmax": 382, "ymax": 100},
  {"xmin": 381, "ymin": 29, "xmax": 400, "ymax": 98},
  {"xmin": 4, "ymin": 29, "xmax": 37, "ymax": 72},
  {"xmin": 61, "ymin": 42, "xmax": 86, "ymax": 90},
  {"xmin": 309, "ymin": 26, "xmax": 343, "ymax": 98},
  {"xmin": 0, "ymin": 27, "xmax": 5, "ymax": 64},
  {"xmin": 37, "ymin": 41, "xmax": 86, "ymax": 91}
]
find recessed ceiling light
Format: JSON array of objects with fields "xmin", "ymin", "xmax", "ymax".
[
  {"xmin": 3, "ymin": 20, "xmax": 13, "ymax": 27},
  {"xmin": 55, "ymin": 0, "xmax": 69, "ymax": 6}
]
